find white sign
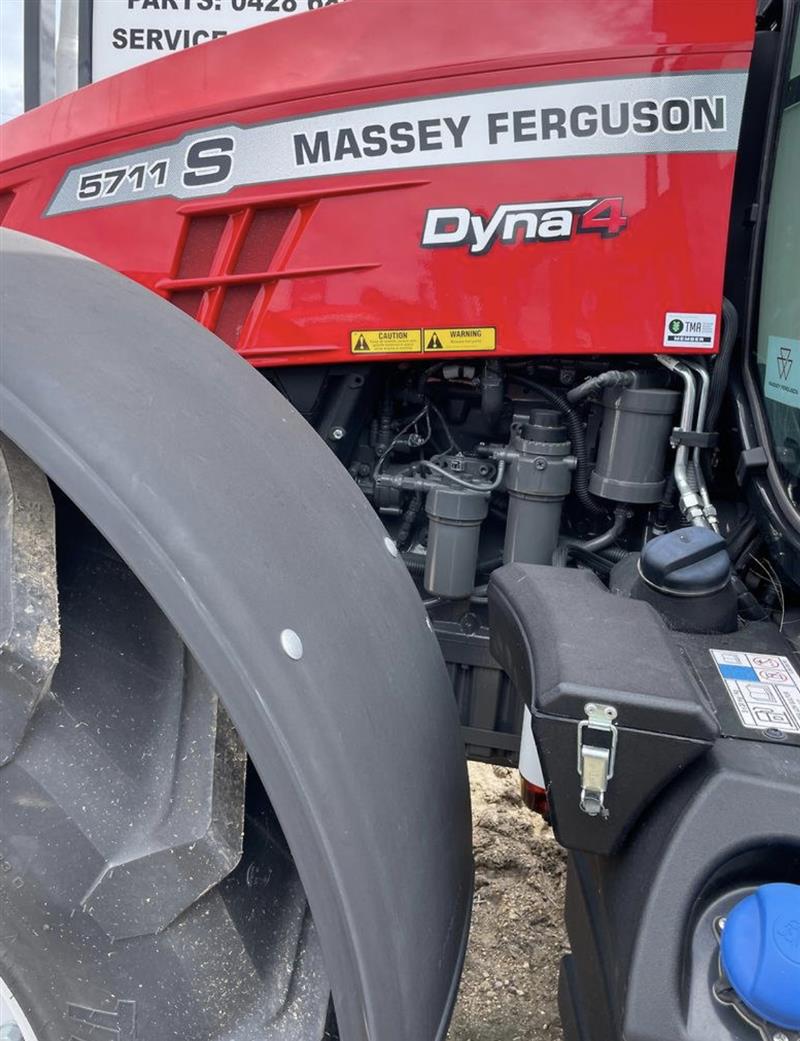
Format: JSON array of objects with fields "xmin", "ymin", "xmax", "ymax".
[{"xmin": 91, "ymin": 0, "xmax": 347, "ymax": 82}]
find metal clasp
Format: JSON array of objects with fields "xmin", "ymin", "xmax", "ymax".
[{"xmin": 577, "ymin": 702, "xmax": 618, "ymax": 819}]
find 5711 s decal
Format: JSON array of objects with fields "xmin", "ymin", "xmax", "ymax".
[
  {"xmin": 421, "ymin": 197, "xmax": 628, "ymax": 255},
  {"xmin": 76, "ymin": 136, "xmax": 235, "ymax": 202}
]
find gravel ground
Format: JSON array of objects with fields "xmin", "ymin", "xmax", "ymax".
[{"xmin": 448, "ymin": 763, "xmax": 568, "ymax": 1041}]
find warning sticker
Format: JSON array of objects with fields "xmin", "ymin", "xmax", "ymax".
[
  {"xmin": 423, "ymin": 328, "xmax": 496, "ymax": 353},
  {"xmin": 711, "ymin": 649, "xmax": 800, "ymax": 734},
  {"xmin": 351, "ymin": 330, "xmax": 422, "ymax": 355},
  {"xmin": 663, "ymin": 312, "xmax": 717, "ymax": 349}
]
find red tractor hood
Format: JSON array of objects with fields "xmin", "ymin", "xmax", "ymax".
[
  {"xmin": 0, "ymin": 0, "xmax": 755, "ymax": 366},
  {"xmin": 1, "ymin": 0, "xmax": 754, "ymax": 170}
]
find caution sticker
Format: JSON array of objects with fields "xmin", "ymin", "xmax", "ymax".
[
  {"xmin": 423, "ymin": 327, "xmax": 496, "ymax": 353},
  {"xmin": 351, "ymin": 330, "xmax": 422, "ymax": 355}
]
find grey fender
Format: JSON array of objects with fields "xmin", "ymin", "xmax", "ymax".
[{"xmin": 0, "ymin": 230, "xmax": 472, "ymax": 1041}]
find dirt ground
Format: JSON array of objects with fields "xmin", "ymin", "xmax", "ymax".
[{"xmin": 448, "ymin": 762, "xmax": 568, "ymax": 1041}]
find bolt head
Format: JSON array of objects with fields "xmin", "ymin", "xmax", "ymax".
[
  {"xmin": 534, "ymin": 457, "xmax": 547, "ymax": 470},
  {"xmin": 330, "ymin": 426, "xmax": 346, "ymax": 441},
  {"xmin": 384, "ymin": 536, "xmax": 399, "ymax": 558},
  {"xmin": 764, "ymin": 727, "xmax": 787, "ymax": 741},
  {"xmin": 773, "ymin": 1033, "xmax": 789, "ymax": 1041},
  {"xmin": 280, "ymin": 629, "xmax": 303, "ymax": 660}
]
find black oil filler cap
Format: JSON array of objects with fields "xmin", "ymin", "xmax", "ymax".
[{"xmin": 639, "ymin": 527, "xmax": 731, "ymax": 596}]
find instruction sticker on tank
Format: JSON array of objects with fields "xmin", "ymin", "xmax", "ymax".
[
  {"xmin": 351, "ymin": 330, "xmax": 422, "ymax": 354},
  {"xmin": 711, "ymin": 649, "xmax": 800, "ymax": 734},
  {"xmin": 764, "ymin": 336, "xmax": 800, "ymax": 409},
  {"xmin": 423, "ymin": 328, "xmax": 496, "ymax": 353},
  {"xmin": 663, "ymin": 312, "xmax": 717, "ymax": 349}
]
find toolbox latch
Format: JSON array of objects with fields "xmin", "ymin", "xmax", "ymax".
[{"xmin": 577, "ymin": 703, "xmax": 618, "ymax": 819}]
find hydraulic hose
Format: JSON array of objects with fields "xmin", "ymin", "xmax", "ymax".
[
  {"xmin": 512, "ymin": 376, "xmax": 606, "ymax": 515},
  {"xmin": 419, "ymin": 458, "xmax": 507, "ymax": 491},
  {"xmin": 401, "ymin": 553, "xmax": 426, "ymax": 577},
  {"xmin": 727, "ymin": 515, "xmax": 759, "ymax": 564},
  {"xmin": 397, "ymin": 491, "xmax": 423, "ymax": 549},
  {"xmin": 656, "ymin": 357, "xmax": 707, "ymax": 527},
  {"xmin": 706, "ymin": 297, "xmax": 738, "ymax": 433},
  {"xmin": 375, "ymin": 396, "xmax": 394, "ymax": 457},
  {"xmin": 653, "ymin": 473, "xmax": 677, "ymax": 532},
  {"xmin": 601, "ymin": 545, "xmax": 629, "ymax": 563},
  {"xmin": 552, "ymin": 506, "xmax": 628, "ymax": 566},
  {"xmin": 685, "ymin": 359, "xmax": 720, "ymax": 531},
  {"xmin": 565, "ymin": 369, "xmax": 634, "ymax": 405}
]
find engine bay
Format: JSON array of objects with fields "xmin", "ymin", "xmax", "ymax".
[{"xmin": 266, "ymin": 332, "xmax": 781, "ymax": 763}]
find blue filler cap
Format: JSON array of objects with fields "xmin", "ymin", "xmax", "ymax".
[{"xmin": 721, "ymin": 883, "xmax": 800, "ymax": 1031}]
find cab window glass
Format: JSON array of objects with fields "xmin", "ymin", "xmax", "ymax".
[{"xmin": 757, "ymin": 24, "xmax": 800, "ymax": 489}]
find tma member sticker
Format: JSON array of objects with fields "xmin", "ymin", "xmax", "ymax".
[{"xmin": 662, "ymin": 312, "xmax": 717, "ymax": 349}]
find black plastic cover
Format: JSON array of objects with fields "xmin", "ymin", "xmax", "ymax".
[
  {"xmin": 490, "ymin": 564, "xmax": 718, "ymax": 738},
  {"xmin": 489, "ymin": 564, "xmax": 719, "ymax": 853},
  {"xmin": 560, "ymin": 739, "xmax": 800, "ymax": 1041}
]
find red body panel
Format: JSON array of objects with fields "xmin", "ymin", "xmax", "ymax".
[{"xmin": 0, "ymin": 0, "xmax": 755, "ymax": 366}]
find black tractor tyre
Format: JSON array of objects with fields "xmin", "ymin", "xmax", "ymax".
[{"xmin": 0, "ymin": 436, "xmax": 335, "ymax": 1041}]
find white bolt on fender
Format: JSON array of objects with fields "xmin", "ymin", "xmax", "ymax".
[{"xmin": 280, "ymin": 629, "xmax": 304, "ymax": 660}]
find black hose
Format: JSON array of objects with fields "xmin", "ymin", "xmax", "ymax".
[
  {"xmin": 601, "ymin": 545, "xmax": 629, "ymax": 562},
  {"xmin": 726, "ymin": 515, "xmax": 758, "ymax": 564},
  {"xmin": 513, "ymin": 376, "xmax": 606, "ymax": 515},
  {"xmin": 552, "ymin": 506, "xmax": 627, "ymax": 566},
  {"xmin": 565, "ymin": 369, "xmax": 634, "ymax": 405},
  {"xmin": 481, "ymin": 360, "xmax": 505, "ymax": 428},
  {"xmin": 732, "ymin": 574, "xmax": 770, "ymax": 620},
  {"xmin": 397, "ymin": 491, "xmax": 423, "ymax": 549},
  {"xmin": 375, "ymin": 396, "xmax": 394, "ymax": 457},
  {"xmin": 477, "ymin": 554, "xmax": 504, "ymax": 574},
  {"xmin": 402, "ymin": 553, "xmax": 426, "ymax": 577},
  {"xmin": 417, "ymin": 362, "xmax": 445, "ymax": 396},
  {"xmin": 566, "ymin": 545, "xmax": 616, "ymax": 575},
  {"xmin": 654, "ymin": 473, "xmax": 677, "ymax": 531},
  {"xmin": 706, "ymin": 297, "xmax": 738, "ymax": 432}
]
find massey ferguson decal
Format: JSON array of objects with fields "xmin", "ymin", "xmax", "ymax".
[
  {"xmin": 422, "ymin": 197, "xmax": 628, "ymax": 255},
  {"xmin": 46, "ymin": 71, "xmax": 747, "ymax": 216}
]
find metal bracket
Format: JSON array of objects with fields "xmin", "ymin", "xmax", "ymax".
[
  {"xmin": 670, "ymin": 428, "xmax": 719, "ymax": 449},
  {"xmin": 577, "ymin": 702, "xmax": 618, "ymax": 819}
]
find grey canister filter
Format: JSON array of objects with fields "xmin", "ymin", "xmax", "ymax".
[
  {"xmin": 424, "ymin": 486, "xmax": 489, "ymax": 599},
  {"xmin": 589, "ymin": 375, "xmax": 681, "ymax": 504}
]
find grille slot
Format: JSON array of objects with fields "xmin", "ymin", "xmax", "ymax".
[
  {"xmin": 215, "ymin": 285, "xmax": 261, "ymax": 345},
  {"xmin": 165, "ymin": 204, "xmax": 297, "ymax": 347},
  {"xmin": 234, "ymin": 208, "xmax": 294, "ymax": 274},
  {"xmin": 177, "ymin": 214, "xmax": 228, "ymax": 278}
]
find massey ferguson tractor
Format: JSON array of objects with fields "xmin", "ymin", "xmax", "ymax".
[{"xmin": 1, "ymin": 0, "xmax": 799, "ymax": 1038}]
